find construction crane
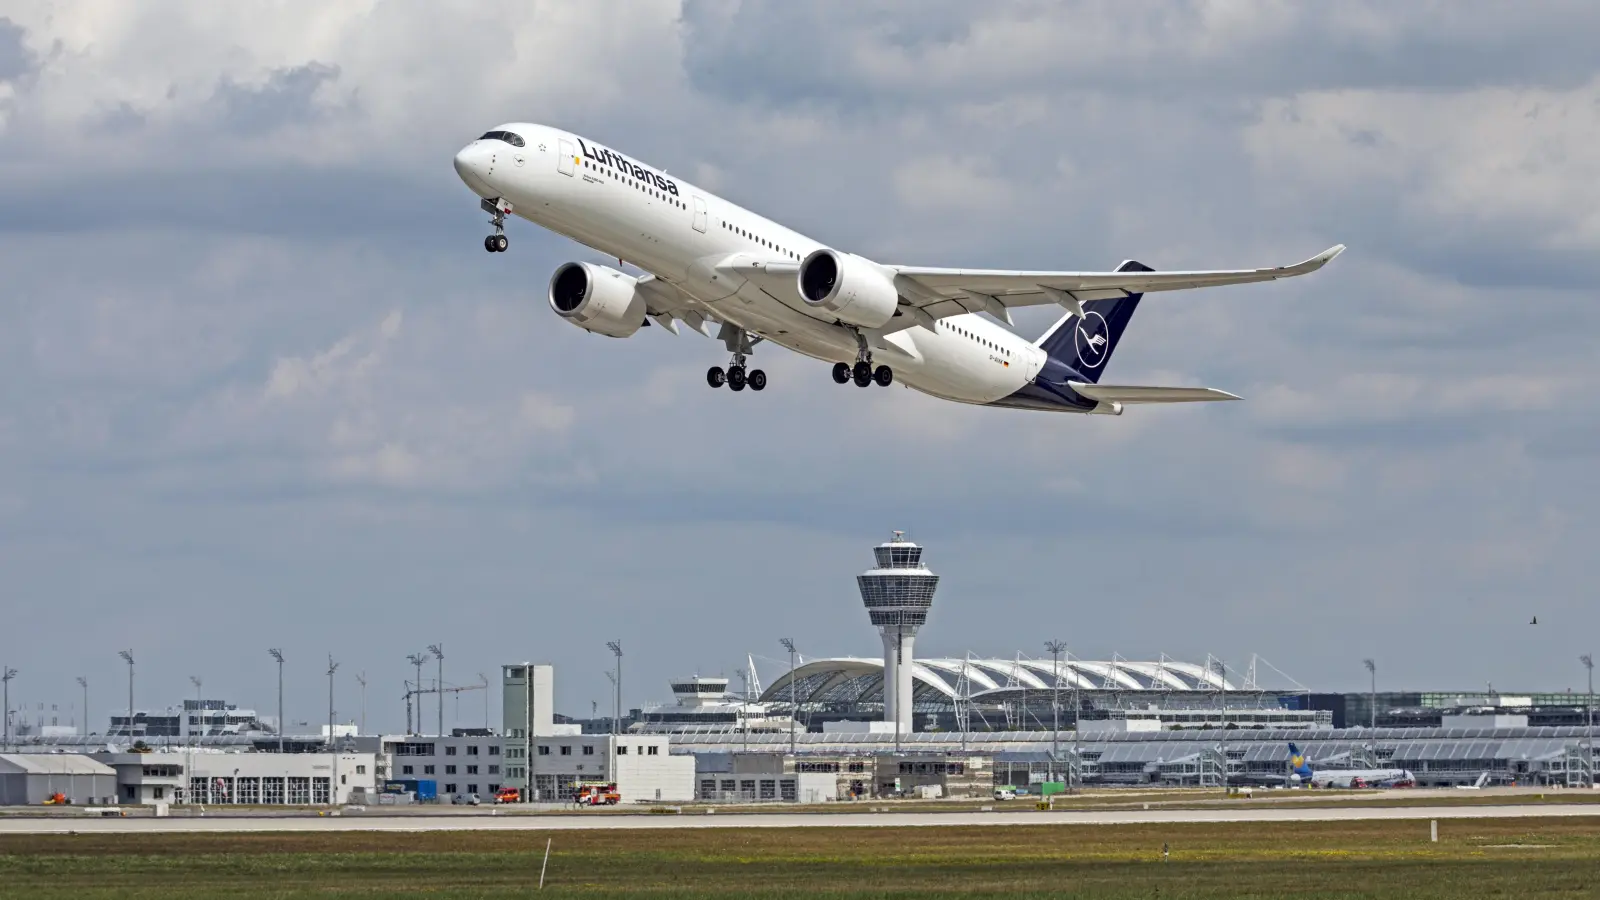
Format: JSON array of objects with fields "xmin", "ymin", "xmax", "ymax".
[{"xmin": 402, "ymin": 679, "xmax": 486, "ymax": 735}]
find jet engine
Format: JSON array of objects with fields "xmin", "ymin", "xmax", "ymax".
[
  {"xmin": 798, "ymin": 249, "xmax": 900, "ymax": 329},
  {"xmin": 548, "ymin": 262, "xmax": 648, "ymax": 338}
]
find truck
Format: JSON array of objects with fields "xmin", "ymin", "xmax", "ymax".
[
  {"xmin": 382, "ymin": 779, "xmax": 438, "ymax": 802},
  {"xmin": 571, "ymin": 781, "xmax": 621, "ymax": 806},
  {"xmin": 494, "ymin": 787, "xmax": 521, "ymax": 804}
]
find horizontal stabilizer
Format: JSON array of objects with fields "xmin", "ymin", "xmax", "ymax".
[{"xmin": 1068, "ymin": 382, "xmax": 1241, "ymax": 404}]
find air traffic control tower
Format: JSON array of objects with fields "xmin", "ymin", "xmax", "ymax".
[{"xmin": 858, "ymin": 531, "xmax": 940, "ymax": 732}]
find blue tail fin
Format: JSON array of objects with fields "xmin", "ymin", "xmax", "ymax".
[
  {"xmin": 1288, "ymin": 743, "xmax": 1312, "ymax": 778},
  {"xmin": 1034, "ymin": 260, "xmax": 1150, "ymax": 384}
]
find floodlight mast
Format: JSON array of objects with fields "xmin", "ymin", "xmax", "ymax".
[
  {"xmin": 1, "ymin": 667, "xmax": 16, "ymax": 752},
  {"xmin": 75, "ymin": 676, "xmax": 87, "ymax": 738},
  {"xmin": 268, "ymin": 649, "xmax": 285, "ymax": 752},
  {"xmin": 118, "ymin": 650, "xmax": 135, "ymax": 739},
  {"xmin": 327, "ymin": 655, "xmax": 339, "ymax": 807},
  {"xmin": 1363, "ymin": 658, "xmax": 1377, "ymax": 728},
  {"xmin": 406, "ymin": 653, "xmax": 429, "ymax": 735},
  {"xmin": 1583, "ymin": 654, "xmax": 1595, "ymax": 786},
  {"xmin": 780, "ymin": 638, "xmax": 798, "ymax": 757},
  {"xmin": 1044, "ymin": 640, "xmax": 1067, "ymax": 790},
  {"xmin": 607, "ymin": 641, "xmax": 623, "ymax": 736},
  {"xmin": 428, "ymin": 643, "xmax": 444, "ymax": 736}
]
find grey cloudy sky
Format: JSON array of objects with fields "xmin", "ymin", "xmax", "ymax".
[{"xmin": 2, "ymin": 1, "xmax": 1598, "ymax": 734}]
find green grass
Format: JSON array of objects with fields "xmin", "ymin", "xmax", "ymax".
[{"xmin": 3, "ymin": 818, "xmax": 1600, "ymax": 898}]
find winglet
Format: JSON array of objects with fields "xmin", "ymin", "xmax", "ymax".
[{"xmin": 1290, "ymin": 244, "xmax": 1345, "ymax": 275}]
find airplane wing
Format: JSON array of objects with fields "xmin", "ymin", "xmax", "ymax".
[
  {"xmin": 1068, "ymin": 382, "xmax": 1241, "ymax": 404},
  {"xmin": 886, "ymin": 245, "xmax": 1344, "ymax": 325}
]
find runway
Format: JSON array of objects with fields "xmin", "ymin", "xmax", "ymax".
[{"xmin": 3, "ymin": 803, "xmax": 1597, "ymax": 835}]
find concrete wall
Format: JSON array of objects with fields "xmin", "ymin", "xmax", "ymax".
[{"xmin": 0, "ymin": 772, "xmax": 117, "ymax": 805}]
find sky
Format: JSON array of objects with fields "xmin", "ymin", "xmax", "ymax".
[{"xmin": 2, "ymin": 1, "xmax": 1599, "ymax": 735}]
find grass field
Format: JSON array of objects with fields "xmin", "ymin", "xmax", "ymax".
[{"xmin": 4, "ymin": 817, "xmax": 1600, "ymax": 899}]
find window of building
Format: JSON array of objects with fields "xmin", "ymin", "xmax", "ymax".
[
  {"xmin": 467, "ymin": 784, "xmax": 478, "ymax": 795},
  {"xmin": 538, "ymin": 745, "xmax": 550, "ymax": 756},
  {"xmin": 356, "ymin": 765, "xmax": 366, "ymax": 775},
  {"xmin": 489, "ymin": 783, "xmax": 500, "ymax": 795},
  {"xmin": 445, "ymin": 765, "xmax": 457, "ymax": 775},
  {"xmin": 424, "ymin": 765, "xmax": 435, "ymax": 775},
  {"xmin": 467, "ymin": 765, "xmax": 479, "ymax": 775},
  {"xmin": 467, "ymin": 746, "xmax": 480, "ymax": 756},
  {"xmin": 402, "ymin": 765, "xmax": 414, "ymax": 775},
  {"xmin": 445, "ymin": 783, "xmax": 457, "ymax": 794},
  {"xmin": 488, "ymin": 765, "xmax": 500, "ymax": 775},
  {"xmin": 559, "ymin": 745, "xmax": 572, "ymax": 756},
  {"xmin": 647, "ymin": 745, "xmax": 659, "ymax": 756},
  {"xmin": 489, "ymin": 746, "xmax": 500, "ymax": 756},
  {"xmin": 617, "ymin": 745, "xmax": 627, "ymax": 755},
  {"xmin": 446, "ymin": 746, "xmax": 457, "ymax": 756},
  {"xmin": 583, "ymin": 745, "xmax": 595, "ymax": 756}
]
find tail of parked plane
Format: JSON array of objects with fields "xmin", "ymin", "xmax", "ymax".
[
  {"xmin": 1033, "ymin": 260, "xmax": 1150, "ymax": 384},
  {"xmin": 1288, "ymin": 743, "xmax": 1313, "ymax": 779}
]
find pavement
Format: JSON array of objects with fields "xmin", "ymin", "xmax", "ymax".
[{"xmin": 2, "ymin": 803, "xmax": 1597, "ymax": 835}]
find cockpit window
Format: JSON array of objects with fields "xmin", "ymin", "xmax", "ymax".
[{"xmin": 478, "ymin": 130, "xmax": 526, "ymax": 148}]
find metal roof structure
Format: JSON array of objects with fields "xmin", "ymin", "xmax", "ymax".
[{"xmin": 0, "ymin": 753, "xmax": 117, "ymax": 776}]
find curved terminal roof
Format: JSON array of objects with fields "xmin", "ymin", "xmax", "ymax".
[{"xmin": 760, "ymin": 656, "xmax": 1238, "ymax": 706}]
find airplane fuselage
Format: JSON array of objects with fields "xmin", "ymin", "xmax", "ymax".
[{"xmin": 453, "ymin": 123, "xmax": 1050, "ymax": 406}]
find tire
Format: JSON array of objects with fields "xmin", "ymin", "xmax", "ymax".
[
  {"xmin": 494, "ymin": 234, "xmax": 509, "ymax": 252},
  {"xmin": 727, "ymin": 366, "xmax": 747, "ymax": 389},
  {"xmin": 853, "ymin": 368, "xmax": 872, "ymax": 388},
  {"xmin": 853, "ymin": 360, "xmax": 872, "ymax": 382},
  {"xmin": 831, "ymin": 362, "xmax": 850, "ymax": 384},
  {"xmin": 706, "ymin": 366, "xmax": 726, "ymax": 388},
  {"xmin": 748, "ymin": 369, "xmax": 767, "ymax": 391},
  {"xmin": 874, "ymin": 365, "xmax": 893, "ymax": 387},
  {"xmin": 483, "ymin": 235, "xmax": 497, "ymax": 252},
  {"xmin": 729, "ymin": 379, "xmax": 746, "ymax": 392}
]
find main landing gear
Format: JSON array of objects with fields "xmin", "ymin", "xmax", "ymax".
[
  {"xmin": 707, "ymin": 324, "xmax": 765, "ymax": 392},
  {"xmin": 833, "ymin": 334, "xmax": 892, "ymax": 388},
  {"xmin": 481, "ymin": 198, "xmax": 510, "ymax": 252}
]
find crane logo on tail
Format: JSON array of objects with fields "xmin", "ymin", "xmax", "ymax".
[{"xmin": 1075, "ymin": 311, "xmax": 1110, "ymax": 369}]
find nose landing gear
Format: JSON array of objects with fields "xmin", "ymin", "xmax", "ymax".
[{"xmin": 480, "ymin": 198, "xmax": 511, "ymax": 252}]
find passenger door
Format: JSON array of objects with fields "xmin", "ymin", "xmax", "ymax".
[
  {"xmin": 692, "ymin": 195, "xmax": 707, "ymax": 233},
  {"xmin": 558, "ymin": 139, "xmax": 576, "ymax": 177}
]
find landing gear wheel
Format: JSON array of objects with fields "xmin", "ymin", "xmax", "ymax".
[
  {"xmin": 706, "ymin": 366, "xmax": 726, "ymax": 388},
  {"xmin": 832, "ymin": 362, "xmax": 851, "ymax": 384},
  {"xmin": 727, "ymin": 365, "xmax": 747, "ymax": 390},
  {"xmin": 483, "ymin": 235, "xmax": 498, "ymax": 253},
  {"xmin": 853, "ymin": 367, "xmax": 873, "ymax": 388},
  {"xmin": 873, "ymin": 365, "xmax": 893, "ymax": 387},
  {"xmin": 748, "ymin": 369, "xmax": 767, "ymax": 391},
  {"xmin": 729, "ymin": 378, "xmax": 746, "ymax": 392},
  {"xmin": 494, "ymin": 234, "xmax": 508, "ymax": 252}
]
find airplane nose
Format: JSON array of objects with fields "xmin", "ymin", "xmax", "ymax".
[{"xmin": 453, "ymin": 143, "xmax": 492, "ymax": 194}]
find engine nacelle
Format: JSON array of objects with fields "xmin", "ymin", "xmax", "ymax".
[
  {"xmin": 798, "ymin": 249, "xmax": 900, "ymax": 329},
  {"xmin": 548, "ymin": 262, "xmax": 648, "ymax": 338}
]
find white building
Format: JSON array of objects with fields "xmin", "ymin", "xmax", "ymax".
[
  {"xmin": 382, "ymin": 731, "xmax": 693, "ymax": 804},
  {"xmin": 93, "ymin": 748, "xmax": 379, "ymax": 805}
]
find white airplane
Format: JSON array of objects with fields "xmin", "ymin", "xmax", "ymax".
[{"xmin": 452, "ymin": 124, "xmax": 1345, "ymax": 414}]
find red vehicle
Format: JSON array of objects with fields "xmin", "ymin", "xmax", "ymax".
[
  {"xmin": 494, "ymin": 787, "xmax": 521, "ymax": 804},
  {"xmin": 571, "ymin": 782, "xmax": 620, "ymax": 806}
]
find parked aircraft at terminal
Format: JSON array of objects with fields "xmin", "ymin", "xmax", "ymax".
[{"xmin": 453, "ymin": 124, "xmax": 1344, "ymax": 415}]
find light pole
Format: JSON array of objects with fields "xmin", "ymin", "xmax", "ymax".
[
  {"xmin": 268, "ymin": 649, "xmax": 285, "ymax": 752},
  {"xmin": 1363, "ymin": 658, "xmax": 1377, "ymax": 728},
  {"xmin": 406, "ymin": 653, "xmax": 429, "ymax": 735},
  {"xmin": 327, "ymin": 655, "xmax": 339, "ymax": 807},
  {"xmin": 1583, "ymin": 654, "xmax": 1594, "ymax": 785},
  {"xmin": 779, "ymin": 639, "xmax": 798, "ymax": 758},
  {"xmin": 118, "ymin": 650, "xmax": 135, "ymax": 739},
  {"xmin": 428, "ymin": 637, "xmax": 448, "ymax": 736},
  {"xmin": 355, "ymin": 672, "xmax": 367, "ymax": 736},
  {"xmin": 1, "ymin": 667, "xmax": 16, "ymax": 752},
  {"xmin": 76, "ymin": 676, "xmax": 88, "ymax": 736},
  {"xmin": 1213, "ymin": 657, "xmax": 1228, "ymax": 793},
  {"xmin": 189, "ymin": 676, "xmax": 203, "ymax": 740},
  {"xmin": 1045, "ymin": 640, "xmax": 1066, "ymax": 789},
  {"xmin": 478, "ymin": 673, "xmax": 489, "ymax": 730},
  {"xmin": 606, "ymin": 641, "xmax": 623, "ymax": 735}
]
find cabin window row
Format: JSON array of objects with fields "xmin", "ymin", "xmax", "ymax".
[
  {"xmin": 580, "ymin": 160, "xmax": 686, "ymax": 209},
  {"xmin": 721, "ymin": 221, "xmax": 801, "ymax": 260}
]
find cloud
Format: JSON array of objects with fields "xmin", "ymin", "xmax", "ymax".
[{"xmin": 4, "ymin": 2, "xmax": 1600, "ymax": 726}]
